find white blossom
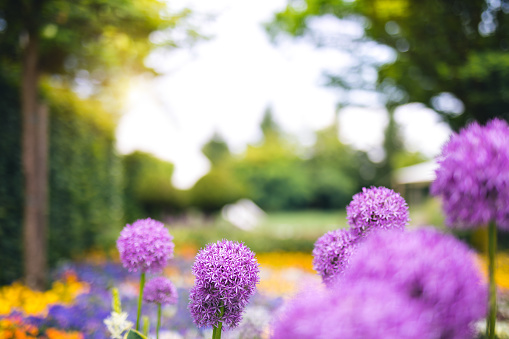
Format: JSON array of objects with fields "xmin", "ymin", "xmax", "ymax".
[{"xmin": 104, "ymin": 311, "xmax": 133, "ymax": 339}]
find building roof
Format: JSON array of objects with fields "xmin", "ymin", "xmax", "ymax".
[{"xmin": 393, "ymin": 160, "xmax": 438, "ymax": 185}]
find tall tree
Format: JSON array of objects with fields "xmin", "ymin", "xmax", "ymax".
[
  {"xmin": 269, "ymin": 0, "xmax": 509, "ymax": 130},
  {"xmin": 0, "ymin": 0, "xmax": 198, "ymax": 289},
  {"xmin": 377, "ymin": 108, "xmax": 404, "ymax": 186},
  {"xmin": 260, "ymin": 106, "xmax": 281, "ymax": 138}
]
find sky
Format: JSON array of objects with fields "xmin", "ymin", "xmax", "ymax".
[{"xmin": 115, "ymin": 0, "xmax": 451, "ymax": 189}]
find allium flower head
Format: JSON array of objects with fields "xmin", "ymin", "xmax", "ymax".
[
  {"xmin": 117, "ymin": 218, "xmax": 174, "ymax": 273},
  {"xmin": 346, "ymin": 186, "xmax": 409, "ymax": 237},
  {"xmin": 271, "ymin": 281, "xmax": 434, "ymax": 339},
  {"xmin": 431, "ymin": 118, "xmax": 509, "ymax": 229},
  {"xmin": 188, "ymin": 239, "xmax": 260, "ymax": 330},
  {"xmin": 143, "ymin": 277, "xmax": 178, "ymax": 305},
  {"xmin": 344, "ymin": 228, "xmax": 487, "ymax": 339},
  {"xmin": 312, "ymin": 228, "xmax": 358, "ymax": 286}
]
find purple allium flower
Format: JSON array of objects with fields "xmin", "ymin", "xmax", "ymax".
[
  {"xmin": 143, "ymin": 277, "xmax": 178, "ymax": 305},
  {"xmin": 346, "ymin": 186, "xmax": 409, "ymax": 237},
  {"xmin": 188, "ymin": 239, "xmax": 260, "ymax": 330},
  {"xmin": 271, "ymin": 281, "xmax": 435, "ymax": 339},
  {"xmin": 431, "ymin": 118, "xmax": 509, "ymax": 230},
  {"xmin": 343, "ymin": 228, "xmax": 487, "ymax": 339},
  {"xmin": 117, "ymin": 218, "xmax": 174, "ymax": 273},
  {"xmin": 312, "ymin": 228, "xmax": 358, "ymax": 286}
]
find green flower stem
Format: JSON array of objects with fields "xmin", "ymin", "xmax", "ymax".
[
  {"xmin": 487, "ymin": 221, "xmax": 497, "ymax": 339},
  {"xmin": 136, "ymin": 272, "xmax": 146, "ymax": 331},
  {"xmin": 157, "ymin": 303, "xmax": 161, "ymax": 339},
  {"xmin": 212, "ymin": 306, "xmax": 225, "ymax": 339}
]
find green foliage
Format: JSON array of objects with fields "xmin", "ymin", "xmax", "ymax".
[
  {"xmin": 260, "ymin": 106, "xmax": 281, "ymax": 137},
  {"xmin": 375, "ymin": 109, "xmax": 405, "ymax": 186},
  {"xmin": 46, "ymin": 86, "xmax": 124, "ymax": 265},
  {"xmin": 0, "ymin": 79, "xmax": 124, "ymax": 283},
  {"xmin": 305, "ymin": 166, "xmax": 355, "ymax": 209},
  {"xmin": 305, "ymin": 121, "xmax": 370, "ymax": 208},
  {"xmin": 0, "ymin": 73, "xmax": 23, "ymax": 285},
  {"xmin": 368, "ymin": 0, "xmax": 509, "ymax": 129},
  {"xmin": 230, "ymin": 114, "xmax": 312, "ymax": 211},
  {"xmin": 0, "ymin": 0, "xmax": 203, "ymax": 284},
  {"xmin": 201, "ymin": 132, "xmax": 231, "ymax": 166},
  {"xmin": 269, "ymin": 0, "xmax": 509, "ymax": 130},
  {"xmin": 236, "ymin": 160, "xmax": 312, "ymax": 211},
  {"xmin": 125, "ymin": 329, "xmax": 148, "ymax": 339},
  {"xmin": 189, "ymin": 168, "xmax": 246, "ymax": 214},
  {"xmin": 234, "ymin": 140, "xmax": 313, "ymax": 211},
  {"xmin": 123, "ymin": 151, "xmax": 187, "ymax": 222},
  {"xmin": 201, "ymin": 114, "xmax": 379, "ymax": 212},
  {"xmin": 0, "ymin": 0, "xmax": 197, "ymax": 82}
]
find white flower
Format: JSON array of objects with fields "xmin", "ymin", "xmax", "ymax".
[
  {"xmin": 104, "ymin": 311, "xmax": 133, "ymax": 339},
  {"xmin": 475, "ymin": 320, "xmax": 509, "ymax": 339}
]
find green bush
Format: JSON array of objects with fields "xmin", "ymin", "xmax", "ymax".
[
  {"xmin": 189, "ymin": 167, "xmax": 246, "ymax": 214},
  {"xmin": 123, "ymin": 151, "xmax": 187, "ymax": 223}
]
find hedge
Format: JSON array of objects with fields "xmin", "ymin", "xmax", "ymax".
[
  {"xmin": 0, "ymin": 73, "xmax": 24, "ymax": 285},
  {"xmin": 0, "ymin": 79, "xmax": 124, "ymax": 284},
  {"xmin": 46, "ymin": 87, "xmax": 124, "ymax": 266}
]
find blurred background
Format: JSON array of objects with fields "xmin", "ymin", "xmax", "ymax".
[{"xmin": 1, "ymin": 0, "xmax": 508, "ymax": 291}]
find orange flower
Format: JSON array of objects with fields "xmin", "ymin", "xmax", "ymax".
[
  {"xmin": 0, "ymin": 316, "xmax": 38, "ymax": 339},
  {"xmin": 46, "ymin": 328, "xmax": 84, "ymax": 339}
]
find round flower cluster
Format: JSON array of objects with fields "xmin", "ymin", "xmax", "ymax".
[
  {"xmin": 143, "ymin": 277, "xmax": 178, "ymax": 305},
  {"xmin": 188, "ymin": 240, "xmax": 260, "ymax": 329},
  {"xmin": 312, "ymin": 228, "xmax": 358, "ymax": 286},
  {"xmin": 431, "ymin": 118, "xmax": 509, "ymax": 229},
  {"xmin": 312, "ymin": 186, "xmax": 408, "ymax": 286},
  {"xmin": 346, "ymin": 186, "xmax": 409, "ymax": 237},
  {"xmin": 117, "ymin": 218, "xmax": 174, "ymax": 273},
  {"xmin": 343, "ymin": 228, "xmax": 487, "ymax": 338},
  {"xmin": 274, "ymin": 228, "xmax": 487, "ymax": 339},
  {"xmin": 272, "ymin": 281, "xmax": 434, "ymax": 339}
]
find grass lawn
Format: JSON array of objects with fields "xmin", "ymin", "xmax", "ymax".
[
  {"xmin": 168, "ymin": 209, "xmax": 347, "ymax": 254},
  {"xmin": 257, "ymin": 209, "xmax": 347, "ymax": 239}
]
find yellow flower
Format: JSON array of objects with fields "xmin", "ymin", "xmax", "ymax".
[
  {"xmin": 256, "ymin": 252, "xmax": 320, "ymax": 299},
  {"xmin": 256, "ymin": 252, "xmax": 314, "ymax": 273},
  {"xmin": 0, "ymin": 271, "xmax": 89, "ymax": 316},
  {"xmin": 477, "ymin": 252, "xmax": 509, "ymax": 290}
]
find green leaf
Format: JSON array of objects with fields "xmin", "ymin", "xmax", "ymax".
[{"xmin": 124, "ymin": 329, "xmax": 148, "ymax": 339}]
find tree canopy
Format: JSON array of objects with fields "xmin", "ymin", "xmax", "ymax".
[
  {"xmin": 269, "ymin": 0, "xmax": 509, "ymax": 130},
  {"xmin": 0, "ymin": 0, "xmax": 197, "ymax": 83},
  {"xmin": 0, "ymin": 0, "xmax": 200, "ymax": 289}
]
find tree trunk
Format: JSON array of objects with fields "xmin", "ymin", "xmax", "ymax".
[{"xmin": 22, "ymin": 30, "xmax": 47, "ymax": 290}]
